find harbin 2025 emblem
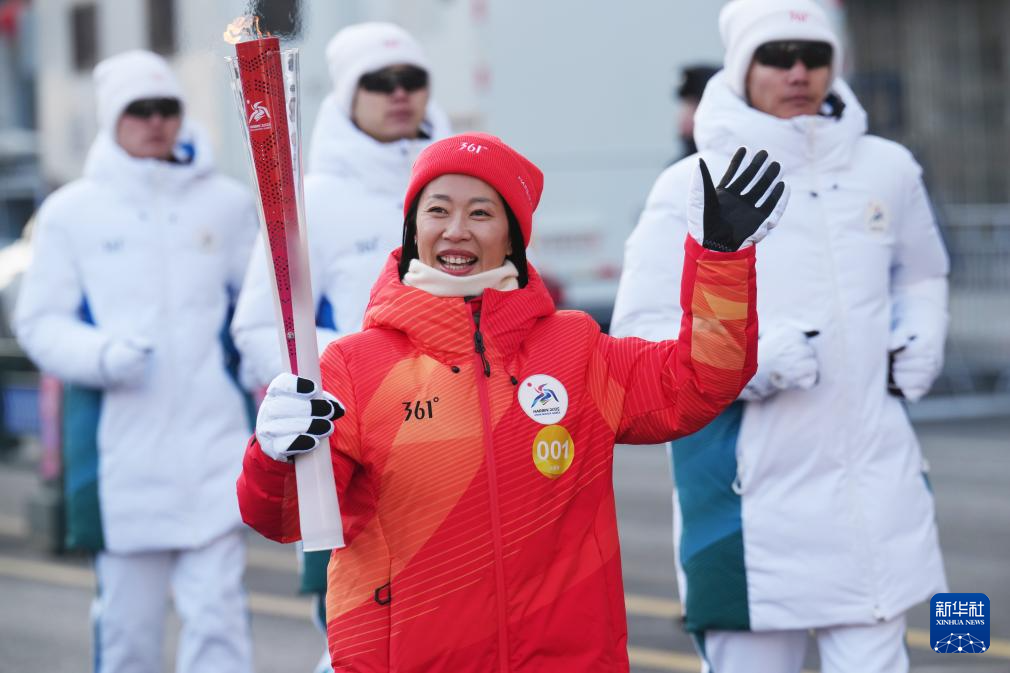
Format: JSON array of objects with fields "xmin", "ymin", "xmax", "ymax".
[{"xmin": 517, "ymin": 374, "xmax": 568, "ymax": 425}]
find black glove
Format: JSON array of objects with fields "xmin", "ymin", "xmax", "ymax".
[{"xmin": 697, "ymin": 147, "xmax": 787, "ymax": 252}]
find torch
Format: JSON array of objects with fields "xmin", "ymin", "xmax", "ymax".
[{"xmin": 225, "ymin": 17, "xmax": 343, "ymax": 551}]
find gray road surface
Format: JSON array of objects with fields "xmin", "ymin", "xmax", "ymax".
[{"xmin": 0, "ymin": 415, "xmax": 1007, "ymax": 672}]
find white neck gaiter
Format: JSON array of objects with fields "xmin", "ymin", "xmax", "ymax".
[{"xmin": 403, "ymin": 259, "xmax": 519, "ymax": 297}]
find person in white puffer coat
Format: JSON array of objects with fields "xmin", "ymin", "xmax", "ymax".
[
  {"xmin": 14, "ymin": 51, "xmax": 257, "ymax": 672},
  {"xmin": 611, "ymin": 1, "xmax": 949, "ymax": 672},
  {"xmin": 230, "ymin": 22, "xmax": 450, "ymax": 673}
]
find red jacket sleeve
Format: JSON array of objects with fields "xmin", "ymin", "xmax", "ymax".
[
  {"xmin": 596, "ymin": 236, "xmax": 758, "ymax": 444},
  {"xmin": 236, "ymin": 436, "xmax": 300, "ymax": 543},
  {"xmin": 236, "ymin": 345, "xmax": 362, "ymax": 544}
]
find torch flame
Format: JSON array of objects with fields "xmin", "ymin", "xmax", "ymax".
[{"xmin": 223, "ymin": 15, "xmax": 272, "ymax": 44}]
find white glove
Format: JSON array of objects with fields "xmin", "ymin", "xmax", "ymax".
[
  {"xmin": 888, "ymin": 329, "xmax": 941, "ymax": 402},
  {"xmin": 256, "ymin": 373, "xmax": 344, "ymax": 462},
  {"xmin": 99, "ymin": 337, "xmax": 153, "ymax": 388},
  {"xmin": 740, "ymin": 325, "xmax": 819, "ymax": 401}
]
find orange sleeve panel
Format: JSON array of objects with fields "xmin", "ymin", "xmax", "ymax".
[{"xmin": 598, "ymin": 236, "xmax": 757, "ymax": 445}]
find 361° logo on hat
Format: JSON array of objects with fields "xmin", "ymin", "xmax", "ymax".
[{"xmin": 458, "ymin": 141, "xmax": 487, "ymax": 154}]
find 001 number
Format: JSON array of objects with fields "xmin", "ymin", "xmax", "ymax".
[{"xmin": 536, "ymin": 440, "xmax": 570, "ymax": 461}]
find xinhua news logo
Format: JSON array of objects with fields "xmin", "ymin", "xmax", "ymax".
[{"xmin": 930, "ymin": 592, "xmax": 990, "ymax": 654}]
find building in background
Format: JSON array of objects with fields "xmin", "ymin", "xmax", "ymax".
[
  {"xmin": 846, "ymin": 0, "xmax": 1010, "ymax": 394},
  {"xmin": 0, "ymin": 0, "xmax": 41, "ymax": 450},
  {"xmin": 12, "ymin": 0, "xmax": 1010, "ymax": 394},
  {"xmin": 0, "ymin": 0, "xmax": 42, "ymax": 244},
  {"xmin": 33, "ymin": 0, "xmax": 727, "ymax": 329}
]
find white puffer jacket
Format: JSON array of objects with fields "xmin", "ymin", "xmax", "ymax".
[
  {"xmin": 14, "ymin": 128, "xmax": 258, "ymax": 553},
  {"xmin": 231, "ymin": 96, "xmax": 450, "ymax": 388},
  {"xmin": 611, "ymin": 73, "xmax": 949, "ymax": 631}
]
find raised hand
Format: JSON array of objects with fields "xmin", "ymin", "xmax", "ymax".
[{"xmin": 687, "ymin": 147, "xmax": 790, "ymax": 252}]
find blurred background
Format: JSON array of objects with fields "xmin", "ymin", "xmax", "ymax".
[{"xmin": 0, "ymin": 1, "xmax": 1007, "ymax": 671}]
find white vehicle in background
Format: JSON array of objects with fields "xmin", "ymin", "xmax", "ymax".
[{"xmin": 35, "ymin": 0, "xmax": 731, "ymax": 328}]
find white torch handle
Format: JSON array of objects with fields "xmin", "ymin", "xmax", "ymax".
[{"xmin": 285, "ymin": 215, "xmax": 345, "ymax": 552}]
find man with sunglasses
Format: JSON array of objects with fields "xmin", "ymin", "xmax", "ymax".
[
  {"xmin": 15, "ymin": 50, "xmax": 257, "ymax": 672},
  {"xmin": 231, "ymin": 22, "xmax": 449, "ymax": 673},
  {"xmin": 612, "ymin": 1, "xmax": 949, "ymax": 671}
]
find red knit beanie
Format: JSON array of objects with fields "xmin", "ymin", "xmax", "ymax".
[{"xmin": 402, "ymin": 133, "xmax": 544, "ymax": 246}]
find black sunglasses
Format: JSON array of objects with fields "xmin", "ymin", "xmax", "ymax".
[
  {"xmin": 753, "ymin": 41, "xmax": 833, "ymax": 70},
  {"xmin": 123, "ymin": 97, "xmax": 182, "ymax": 119},
  {"xmin": 358, "ymin": 66, "xmax": 429, "ymax": 94}
]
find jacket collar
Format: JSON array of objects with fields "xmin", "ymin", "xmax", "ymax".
[
  {"xmin": 82, "ymin": 122, "xmax": 214, "ymax": 199},
  {"xmin": 363, "ymin": 249, "xmax": 555, "ymax": 363},
  {"xmin": 693, "ymin": 71, "xmax": 868, "ymax": 173}
]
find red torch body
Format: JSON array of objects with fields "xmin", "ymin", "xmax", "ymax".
[
  {"xmin": 234, "ymin": 37, "xmax": 299, "ymax": 373},
  {"xmin": 229, "ymin": 36, "xmax": 343, "ymax": 551}
]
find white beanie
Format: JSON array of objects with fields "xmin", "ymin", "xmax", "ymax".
[
  {"xmin": 93, "ymin": 50, "xmax": 184, "ymax": 133},
  {"xmin": 719, "ymin": 0, "xmax": 842, "ymax": 99},
  {"xmin": 325, "ymin": 22, "xmax": 430, "ymax": 116}
]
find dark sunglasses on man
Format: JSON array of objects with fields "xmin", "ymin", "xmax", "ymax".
[
  {"xmin": 753, "ymin": 40, "xmax": 833, "ymax": 70},
  {"xmin": 358, "ymin": 65, "xmax": 429, "ymax": 94},
  {"xmin": 123, "ymin": 97, "xmax": 183, "ymax": 119}
]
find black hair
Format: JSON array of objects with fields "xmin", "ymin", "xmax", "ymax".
[
  {"xmin": 398, "ymin": 197, "xmax": 421, "ymax": 278},
  {"xmin": 398, "ymin": 193, "xmax": 529, "ymax": 287},
  {"xmin": 677, "ymin": 64, "xmax": 719, "ymax": 101}
]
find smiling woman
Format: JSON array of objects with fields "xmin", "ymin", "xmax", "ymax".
[
  {"xmin": 396, "ymin": 135, "xmax": 534, "ymax": 289},
  {"xmin": 415, "ymin": 175, "xmax": 511, "ymax": 276},
  {"xmin": 237, "ymin": 131, "xmax": 788, "ymax": 672}
]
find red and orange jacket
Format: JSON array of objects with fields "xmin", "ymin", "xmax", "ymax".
[{"xmin": 237, "ymin": 238, "xmax": 757, "ymax": 672}]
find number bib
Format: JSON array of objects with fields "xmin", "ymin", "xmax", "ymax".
[{"xmin": 532, "ymin": 425, "xmax": 575, "ymax": 479}]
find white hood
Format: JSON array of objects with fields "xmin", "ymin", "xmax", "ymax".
[
  {"xmin": 307, "ymin": 94, "xmax": 451, "ymax": 197},
  {"xmin": 83, "ymin": 122, "xmax": 215, "ymax": 198},
  {"xmin": 693, "ymin": 71, "xmax": 868, "ymax": 173}
]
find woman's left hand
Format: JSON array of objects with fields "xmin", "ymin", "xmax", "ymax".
[{"xmin": 687, "ymin": 146, "xmax": 790, "ymax": 252}]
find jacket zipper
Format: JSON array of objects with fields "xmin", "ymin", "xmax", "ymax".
[
  {"xmin": 470, "ymin": 313, "xmax": 510, "ymax": 672},
  {"xmin": 806, "ymin": 135, "xmax": 883, "ymax": 620},
  {"xmin": 474, "ymin": 329, "xmax": 491, "ymax": 377},
  {"xmin": 155, "ymin": 176, "xmax": 189, "ymax": 535}
]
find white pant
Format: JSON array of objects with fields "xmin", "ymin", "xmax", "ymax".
[
  {"xmin": 93, "ymin": 529, "xmax": 252, "ymax": 673},
  {"xmin": 699, "ymin": 615, "xmax": 908, "ymax": 673}
]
